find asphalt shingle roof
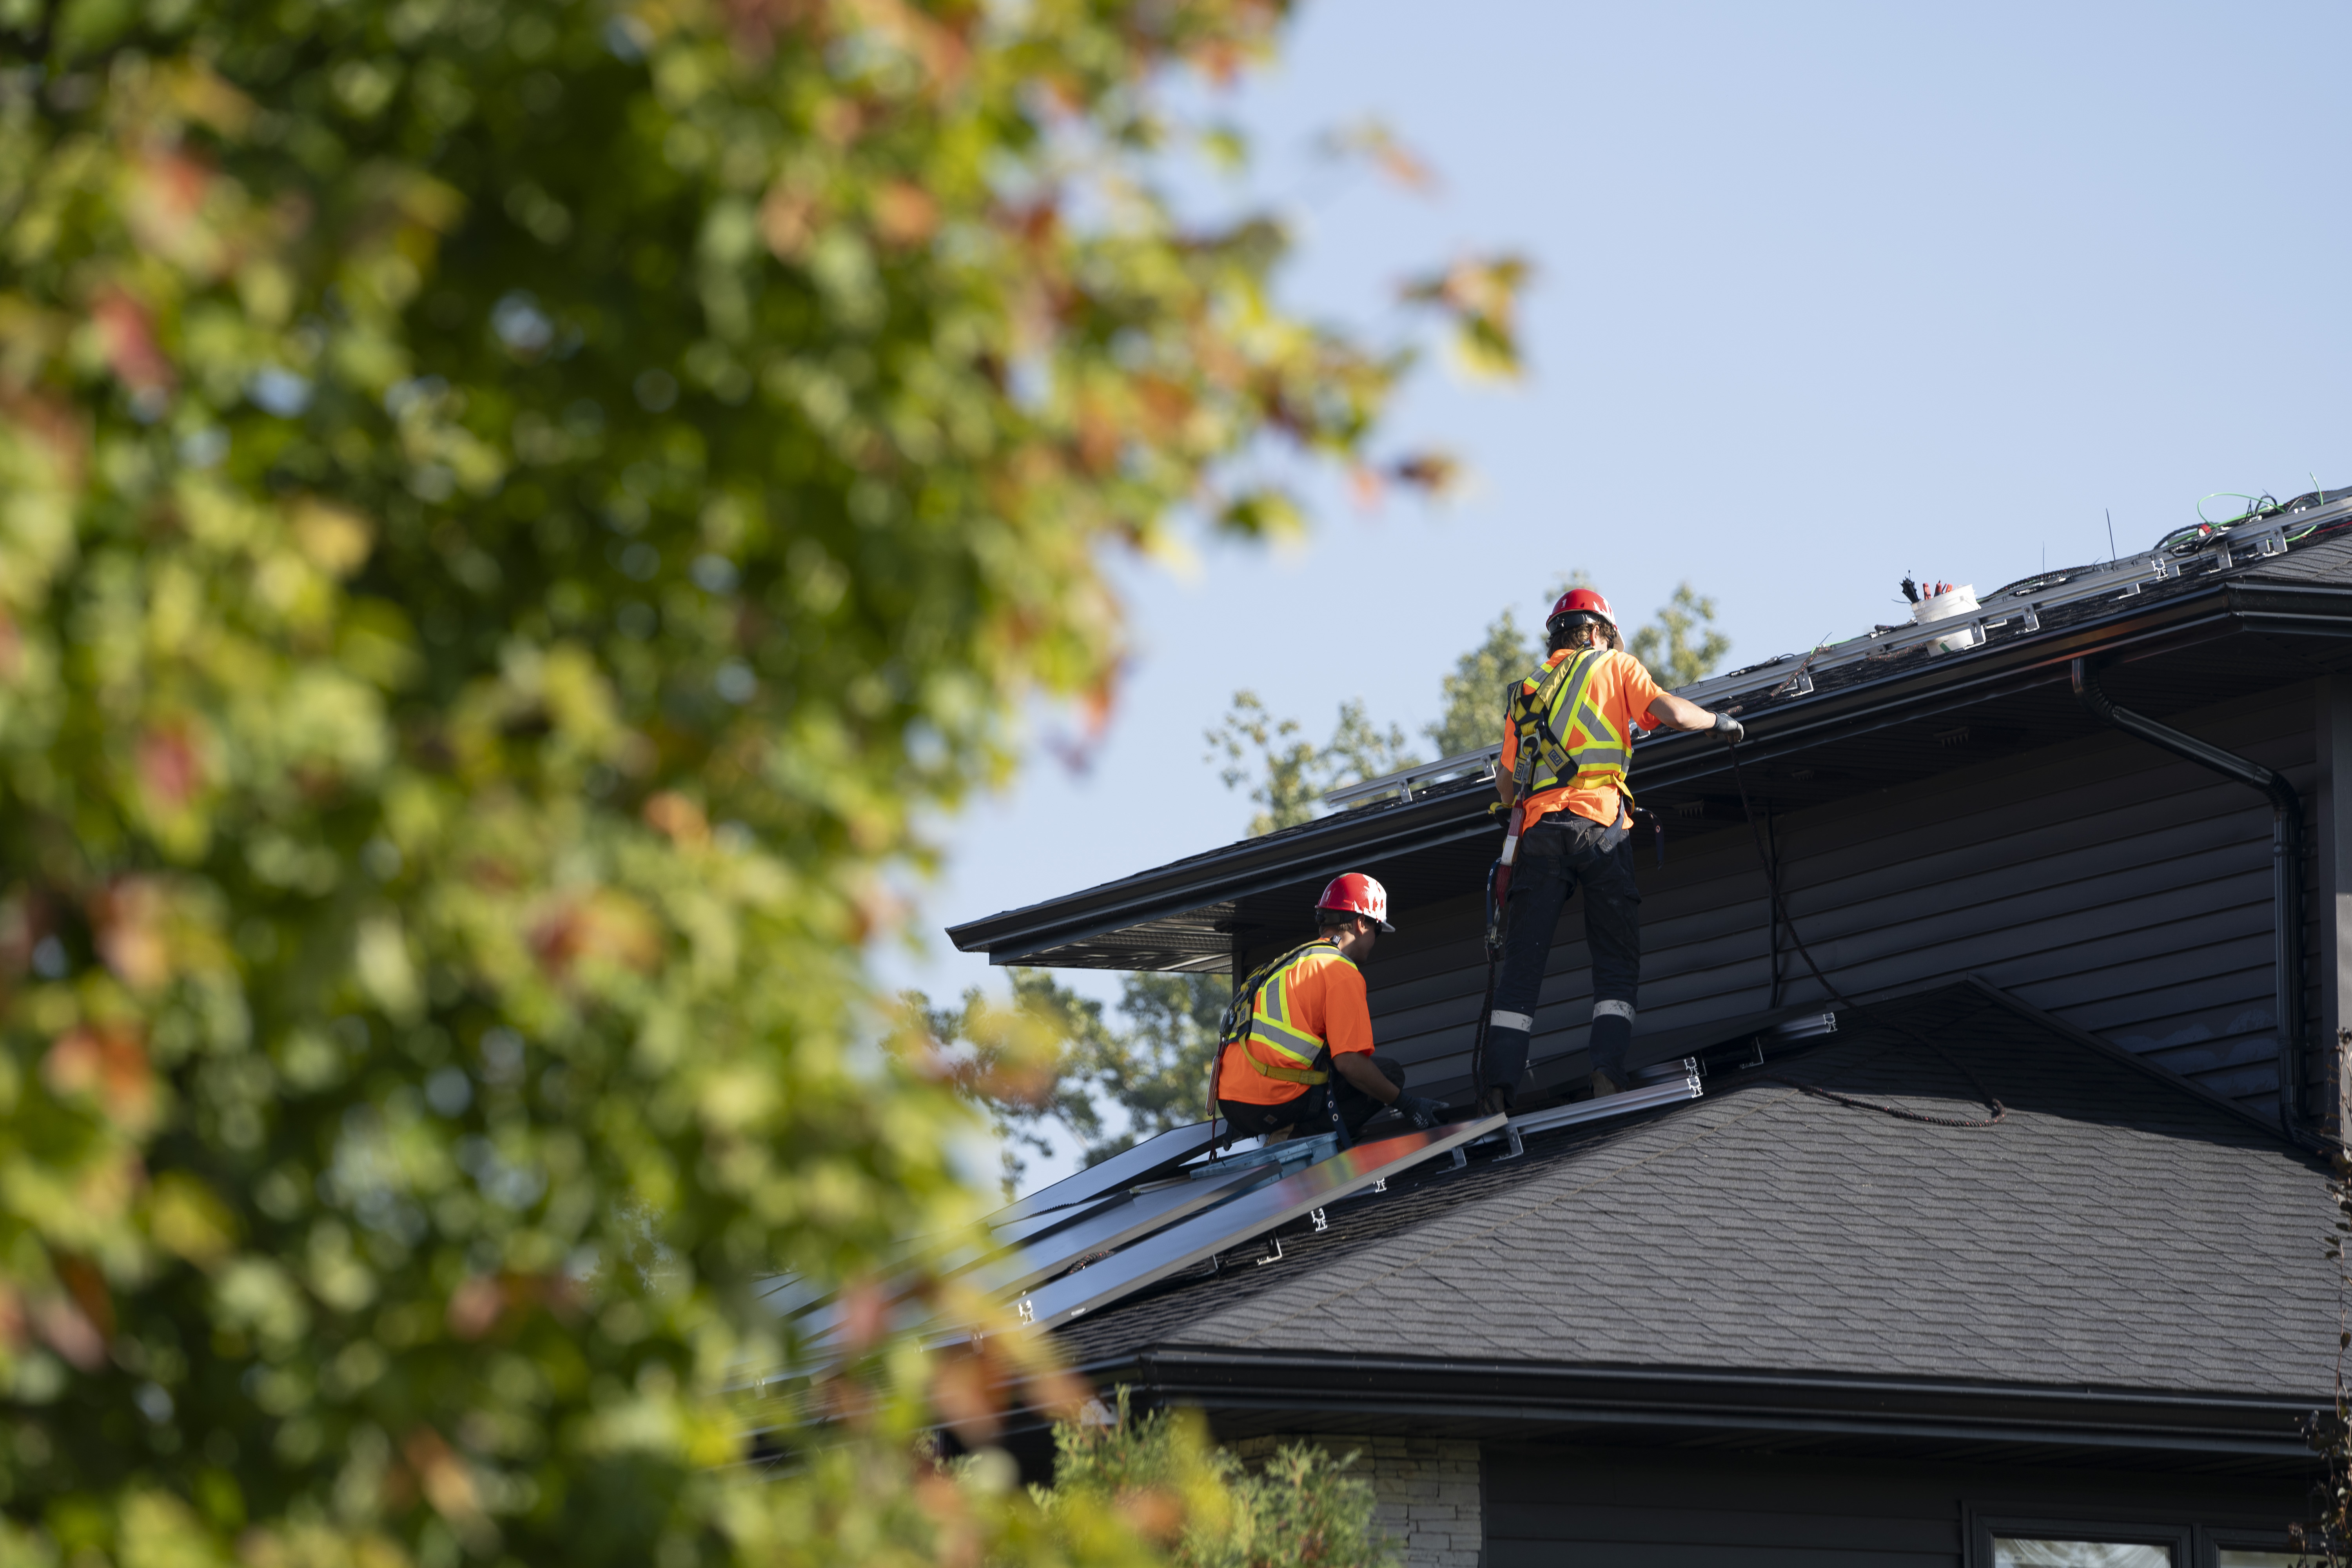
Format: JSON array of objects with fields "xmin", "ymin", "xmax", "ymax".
[{"xmin": 1058, "ymin": 986, "xmax": 2340, "ymax": 1401}]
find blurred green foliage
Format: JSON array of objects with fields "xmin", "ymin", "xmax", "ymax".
[
  {"xmin": 1027, "ymin": 1394, "xmax": 1394, "ymax": 1568},
  {"xmin": 0, "ymin": 0, "xmax": 1519, "ymax": 1563}
]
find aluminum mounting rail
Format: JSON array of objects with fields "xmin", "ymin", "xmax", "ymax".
[
  {"xmin": 1458, "ymin": 1059, "xmax": 1704, "ymax": 1163},
  {"xmin": 1323, "ymin": 745, "xmax": 1499, "ymax": 809}
]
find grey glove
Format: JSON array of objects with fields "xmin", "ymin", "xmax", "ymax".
[
  {"xmin": 1712, "ymin": 711, "xmax": 1745, "ymax": 745},
  {"xmin": 1390, "ymin": 1093, "xmax": 1445, "ymax": 1129}
]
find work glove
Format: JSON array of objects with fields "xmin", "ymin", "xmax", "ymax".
[
  {"xmin": 1712, "ymin": 711, "xmax": 1745, "ymax": 746},
  {"xmin": 1390, "ymin": 1094, "xmax": 1445, "ymax": 1129}
]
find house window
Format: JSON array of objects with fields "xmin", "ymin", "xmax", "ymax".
[
  {"xmin": 2212, "ymin": 1551, "xmax": 2295, "ymax": 1567},
  {"xmin": 1972, "ymin": 1514, "xmax": 2194, "ymax": 1568},
  {"xmin": 1994, "ymin": 1540, "xmax": 2173, "ymax": 1568}
]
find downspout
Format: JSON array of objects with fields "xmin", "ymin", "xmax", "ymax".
[{"xmin": 2072, "ymin": 657, "xmax": 2306, "ymax": 1134}]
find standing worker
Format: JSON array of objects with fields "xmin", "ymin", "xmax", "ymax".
[
  {"xmin": 1481, "ymin": 588, "xmax": 1742, "ymax": 1115},
  {"xmin": 1214, "ymin": 874, "xmax": 1447, "ymax": 1145}
]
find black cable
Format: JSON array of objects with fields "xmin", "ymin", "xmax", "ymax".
[
  {"xmin": 1724, "ymin": 745, "xmax": 2007, "ymax": 1130},
  {"xmin": 1468, "ymin": 855, "xmax": 1506, "ymax": 1104},
  {"xmin": 1467, "ymin": 949, "xmax": 1498, "ymax": 1106}
]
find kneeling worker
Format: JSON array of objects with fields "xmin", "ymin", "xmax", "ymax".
[
  {"xmin": 1214, "ymin": 873, "xmax": 1446, "ymax": 1144},
  {"xmin": 1482, "ymin": 588, "xmax": 1742, "ymax": 1115}
]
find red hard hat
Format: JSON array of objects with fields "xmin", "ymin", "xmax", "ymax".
[
  {"xmin": 1547, "ymin": 586, "xmax": 1617, "ymax": 632},
  {"xmin": 1316, "ymin": 872, "xmax": 1393, "ymax": 932}
]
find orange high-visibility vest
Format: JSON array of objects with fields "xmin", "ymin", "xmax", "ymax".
[
  {"xmin": 1510, "ymin": 649, "xmax": 1636, "ymax": 807},
  {"xmin": 1218, "ymin": 940, "xmax": 1359, "ymax": 1086}
]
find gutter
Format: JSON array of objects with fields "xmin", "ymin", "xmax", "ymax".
[
  {"xmin": 2071, "ymin": 657, "xmax": 2308, "ymax": 1136},
  {"xmin": 1065, "ymin": 1347, "xmax": 2321, "ymax": 1463}
]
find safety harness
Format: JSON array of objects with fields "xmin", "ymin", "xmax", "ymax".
[
  {"xmin": 1206, "ymin": 937, "xmax": 1365, "ymax": 1152},
  {"xmin": 1509, "ymin": 647, "xmax": 1636, "ymax": 809},
  {"xmin": 1470, "ymin": 647, "xmax": 1637, "ymax": 1101},
  {"xmin": 1214, "ymin": 938, "xmax": 1357, "ymax": 1087}
]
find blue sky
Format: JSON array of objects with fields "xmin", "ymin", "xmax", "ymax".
[{"xmin": 888, "ymin": 0, "xmax": 2352, "ymax": 1190}]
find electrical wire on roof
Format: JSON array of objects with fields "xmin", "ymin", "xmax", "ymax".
[
  {"xmin": 2198, "ymin": 492, "xmax": 2278, "ymax": 526},
  {"xmin": 1724, "ymin": 748, "xmax": 2007, "ymax": 1129}
]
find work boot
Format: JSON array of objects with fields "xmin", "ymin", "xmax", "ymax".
[
  {"xmin": 1589, "ymin": 1068, "xmax": 1631, "ymax": 1099},
  {"xmin": 1477, "ymin": 1086, "xmax": 1512, "ymax": 1120}
]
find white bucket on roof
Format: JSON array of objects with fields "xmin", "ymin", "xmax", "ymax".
[{"xmin": 1912, "ymin": 583, "xmax": 1982, "ymax": 653}]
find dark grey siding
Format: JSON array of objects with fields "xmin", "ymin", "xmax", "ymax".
[
  {"xmin": 1360, "ymin": 683, "xmax": 2316, "ymax": 1121},
  {"xmin": 1485, "ymin": 1443, "xmax": 2302, "ymax": 1568}
]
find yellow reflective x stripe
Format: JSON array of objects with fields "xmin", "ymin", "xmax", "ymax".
[
  {"xmin": 1519, "ymin": 651, "xmax": 1627, "ymax": 795},
  {"xmin": 1250, "ymin": 966, "xmax": 1332, "ymax": 1063},
  {"xmin": 1234, "ymin": 946, "xmax": 1358, "ymax": 1085}
]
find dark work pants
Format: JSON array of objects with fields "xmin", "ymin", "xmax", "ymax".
[
  {"xmin": 1483, "ymin": 812, "xmax": 1643, "ymax": 1102},
  {"xmin": 1219, "ymin": 1054, "xmax": 1406, "ymax": 1143}
]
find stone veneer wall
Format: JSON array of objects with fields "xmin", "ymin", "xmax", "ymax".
[{"xmin": 1227, "ymin": 1432, "xmax": 1482, "ymax": 1568}]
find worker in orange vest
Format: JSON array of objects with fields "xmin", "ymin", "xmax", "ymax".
[
  {"xmin": 1481, "ymin": 588, "xmax": 1742, "ymax": 1114},
  {"xmin": 1212, "ymin": 874, "xmax": 1446, "ymax": 1145}
]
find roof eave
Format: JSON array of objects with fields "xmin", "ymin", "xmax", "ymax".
[
  {"xmin": 1074, "ymin": 1345, "xmax": 2323, "ymax": 1462},
  {"xmin": 951, "ymin": 569, "xmax": 2346, "ymax": 964}
]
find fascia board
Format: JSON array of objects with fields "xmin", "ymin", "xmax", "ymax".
[{"xmin": 1078, "ymin": 1347, "xmax": 2322, "ymax": 1459}]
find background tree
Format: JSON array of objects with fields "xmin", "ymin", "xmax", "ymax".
[
  {"xmin": 0, "ymin": 2, "xmax": 1519, "ymax": 1564},
  {"xmin": 1426, "ymin": 609, "xmax": 1536, "ymax": 757},
  {"xmin": 924, "ymin": 971, "xmax": 1229, "ymax": 1192},
  {"xmin": 1204, "ymin": 694, "xmax": 1413, "ymax": 836},
  {"xmin": 1628, "ymin": 583, "xmax": 1734, "ymax": 688}
]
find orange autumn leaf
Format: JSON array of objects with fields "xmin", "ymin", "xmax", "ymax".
[{"xmin": 44, "ymin": 1022, "xmax": 159, "ymax": 1134}]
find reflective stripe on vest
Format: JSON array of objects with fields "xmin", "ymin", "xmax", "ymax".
[
  {"xmin": 1221, "ymin": 940, "xmax": 1358, "ymax": 1086},
  {"xmin": 1513, "ymin": 649, "xmax": 1635, "ymax": 804}
]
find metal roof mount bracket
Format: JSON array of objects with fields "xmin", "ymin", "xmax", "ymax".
[
  {"xmin": 1930, "ymin": 622, "xmax": 1988, "ymax": 653},
  {"xmin": 1188, "ymin": 1131, "xmax": 1335, "ymax": 1180}
]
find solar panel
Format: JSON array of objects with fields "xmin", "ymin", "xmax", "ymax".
[
  {"xmin": 1015, "ymin": 1113, "xmax": 1506, "ymax": 1334},
  {"xmin": 987, "ymin": 1188, "xmax": 1138, "ymax": 1248},
  {"xmin": 769, "ymin": 1120, "xmax": 1228, "ymax": 1319},
  {"xmin": 958, "ymin": 1163, "xmax": 1279, "ymax": 1298},
  {"xmin": 984, "ymin": 1120, "xmax": 1222, "ymax": 1229},
  {"xmin": 790, "ymin": 1153, "xmax": 1275, "ymax": 1352}
]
